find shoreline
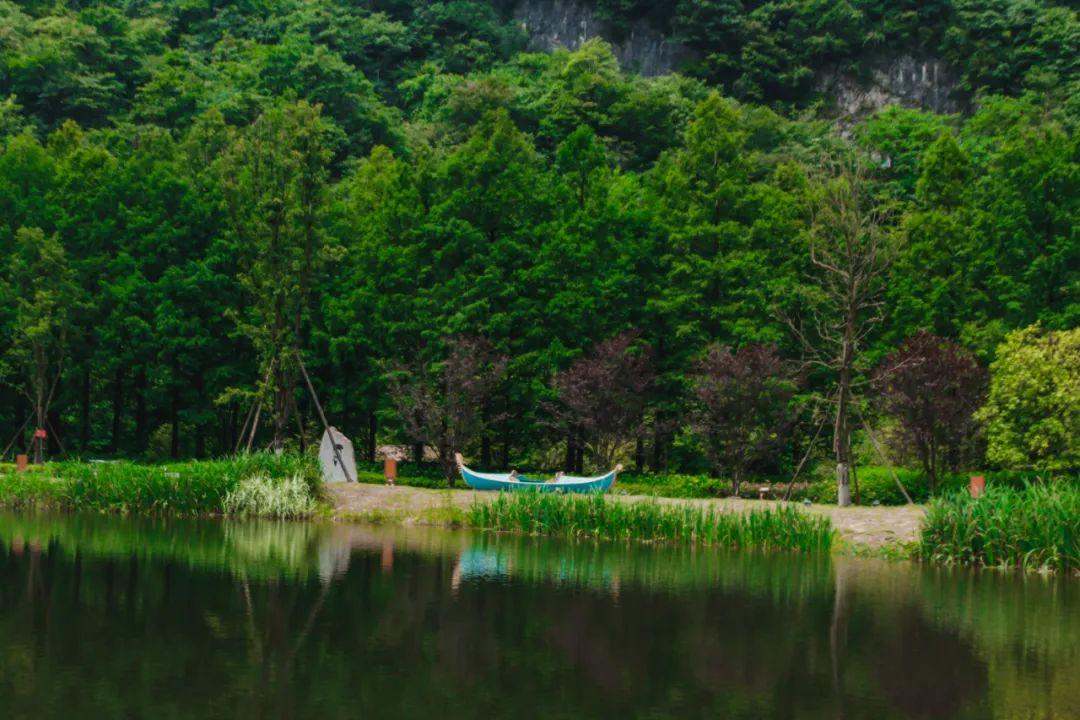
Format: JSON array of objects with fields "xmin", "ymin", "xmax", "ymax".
[{"xmin": 323, "ymin": 482, "xmax": 925, "ymax": 554}]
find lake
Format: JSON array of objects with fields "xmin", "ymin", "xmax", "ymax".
[{"xmin": 0, "ymin": 511, "xmax": 1076, "ymax": 719}]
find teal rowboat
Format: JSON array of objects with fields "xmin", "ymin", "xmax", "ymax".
[{"xmin": 456, "ymin": 454, "xmax": 619, "ymax": 493}]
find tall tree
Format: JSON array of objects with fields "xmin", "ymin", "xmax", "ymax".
[
  {"xmin": 217, "ymin": 100, "xmax": 332, "ymax": 452},
  {"xmin": 691, "ymin": 343, "xmax": 795, "ymax": 496},
  {"xmin": 387, "ymin": 336, "xmax": 507, "ymax": 483},
  {"xmin": 550, "ymin": 331, "xmax": 655, "ymax": 471},
  {"xmin": 791, "ymin": 160, "xmax": 892, "ymax": 506},
  {"xmin": 1, "ymin": 227, "xmax": 78, "ymax": 462}
]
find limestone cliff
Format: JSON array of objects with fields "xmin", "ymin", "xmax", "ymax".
[
  {"xmin": 820, "ymin": 55, "xmax": 960, "ymax": 118},
  {"xmin": 507, "ymin": 0, "xmax": 959, "ymax": 117},
  {"xmin": 510, "ymin": 0, "xmax": 690, "ymax": 76}
]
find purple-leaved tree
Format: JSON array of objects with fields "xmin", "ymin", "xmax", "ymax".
[
  {"xmin": 872, "ymin": 332, "xmax": 985, "ymax": 494},
  {"xmin": 691, "ymin": 344, "xmax": 795, "ymax": 497},
  {"xmin": 387, "ymin": 336, "xmax": 506, "ymax": 484},
  {"xmin": 551, "ymin": 331, "xmax": 654, "ymax": 471}
]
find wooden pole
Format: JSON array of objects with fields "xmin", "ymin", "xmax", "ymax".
[
  {"xmin": 296, "ymin": 351, "xmax": 352, "ymax": 483},
  {"xmin": 784, "ymin": 415, "xmax": 827, "ymax": 501},
  {"xmin": 234, "ymin": 400, "xmax": 257, "ymax": 454},
  {"xmin": 246, "ymin": 402, "xmax": 262, "ymax": 453},
  {"xmin": 859, "ymin": 412, "xmax": 914, "ymax": 505},
  {"xmin": 43, "ymin": 360, "xmax": 64, "ymax": 418},
  {"xmin": 1, "ymin": 413, "xmax": 33, "ymax": 460},
  {"xmin": 293, "ymin": 398, "xmax": 308, "ymax": 453},
  {"xmin": 851, "ymin": 458, "xmax": 861, "ymax": 505},
  {"xmin": 45, "ymin": 417, "xmax": 69, "ymax": 458}
]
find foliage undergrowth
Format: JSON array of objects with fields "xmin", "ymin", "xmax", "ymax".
[
  {"xmin": 794, "ymin": 467, "xmax": 1065, "ymax": 506},
  {"xmin": 352, "ymin": 461, "xmax": 1073, "ymax": 507},
  {"xmin": 919, "ymin": 484, "xmax": 1080, "ymax": 574},
  {"xmin": 467, "ymin": 492, "xmax": 835, "ymax": 552},
  {"xmin": 354, "ymin": 461, "xmax": 449, "ymax": 489}
]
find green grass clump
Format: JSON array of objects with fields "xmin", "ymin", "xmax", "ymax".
[
  {"xmin": 467, "ymin": 492, "xmax": 834, "ymax": 552},
  {"xmin": 919, "ymin": 484, "xmax": 1080, "ymax": 573},
  {"xmin": 223, "ymin": 473, "xmax": 317, "ymax": 519}
]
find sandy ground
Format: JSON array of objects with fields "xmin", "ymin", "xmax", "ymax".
[{"xmin": 324, "ymin": 482, "xmax": 925, "ymax": 549}]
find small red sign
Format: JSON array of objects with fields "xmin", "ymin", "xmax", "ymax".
[{"xmin": 34, "ymin": 428, "xmax": 47, "ymax": 439}]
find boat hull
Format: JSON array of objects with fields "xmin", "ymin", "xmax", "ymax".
[{"xmin": 461, "ymin": 466, "xmax": 616, "ymax": 493}]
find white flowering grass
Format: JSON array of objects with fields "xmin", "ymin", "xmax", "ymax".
[{"xmin": 223, "ymin": 473, "xmax": 316, "ymax": 519}]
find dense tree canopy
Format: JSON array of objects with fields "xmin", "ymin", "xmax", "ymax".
[{"xmin": 0, "ymin": 0, "xmax": 1076, "ymax": 478}]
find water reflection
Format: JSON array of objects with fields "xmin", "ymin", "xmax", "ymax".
[{"xmin": 0, "ymin": 511, "xmax": 1076, "ymax": 719}]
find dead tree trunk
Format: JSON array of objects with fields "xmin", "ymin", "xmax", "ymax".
[{"xmin": 791, "ymin": 159, "xmax": 891, "ymax": 507}]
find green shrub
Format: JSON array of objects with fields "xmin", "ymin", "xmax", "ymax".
[
  {"xmin": 977, "ymin": 325, "xmax": 1080, "ymax": 471},
  {"xmin": 919, "ymin": 483, "xmax": 1080, "ymax": 573},
  {"xmin": 223, "ymin": 473, "xmax": 317, "ymax": 519},
  {"xmin": 467, "ymin": 492, "xmax": 835, "ymax": 552}
]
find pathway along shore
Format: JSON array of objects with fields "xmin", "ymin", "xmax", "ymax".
[{"xmin": 325, "ymin": 483, "xmax": 925, "ymax": 550}]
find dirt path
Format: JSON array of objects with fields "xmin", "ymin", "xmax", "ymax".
[{"xmin": 324, "ymin": 483, "xmax": 925, "ymax": 549}]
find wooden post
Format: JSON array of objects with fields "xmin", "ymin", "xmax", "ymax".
[
  {"xmin": 45, "ymin": 417, "xmax": 68, "ymax": 458},
  {"xmin": 384, "ymin": 457, "xmax": 397, "ymax": 486},
  {"xmin": 859, "ymin": 413, "xmax": 914, "ymax": 505},
  {"xmin": 15, "ymin": 454, "xmax": 28, "ymax": 472},
  {"xmin": 783, "ymin": 415, "xmax": 827, "ymax": 501},
  {"xmin": 295, "ymin": 351, "xmax": 353, "ymax": 484},
  {"xmin": 245, "ymin": 402, "xmax": 262, "ymax": 453},
  {"xmin": 2, "ymin": 414, "xmax": 33, "ymax": 460},
  {"xmin": 234, "ymin": 400, "xmax": 257, "ymax": 454}
]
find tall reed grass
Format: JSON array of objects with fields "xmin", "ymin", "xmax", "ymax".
[
  {"xmin": 467, "ymin": 492, "xmax": 835, "ymax": 552},
  {"xmin": 920, "ymin": 484, "xmax": 1080, "ymax": 573},
  {"xmin": 0, "ymin": 453, "xmax": 320, "ymax": 516}
]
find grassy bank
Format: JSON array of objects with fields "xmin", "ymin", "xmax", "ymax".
[
  {"xmin": 919, "ymin": 484, "xmax": 1080, "ymax": 574},
  {"xmin": 467, "ymin": 492, "xmax": 835, "ymax": 552},
  {"xmin": 352, "ymin": 461, "xmax": 1063, "ymax": 506},
  {"xmin": 0, "ymin": 454, "xmax": 320, "ymax": 518}
]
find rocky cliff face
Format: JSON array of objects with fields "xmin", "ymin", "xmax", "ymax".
[
  {"xmin": 509, "ymin": 0, "xmax": 959, "ymax": 116},
  {"xmin": 820, "ymin": 55, "xmax": 961, "ymax": 119},
  {"xmin": 510, "ymin": 0, "xmax": 690, "ymax": 76}
]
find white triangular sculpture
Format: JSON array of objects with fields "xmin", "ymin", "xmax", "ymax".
[{"xmin": 318, "ymin": 427, "xmax": 356, "ymax": 483}]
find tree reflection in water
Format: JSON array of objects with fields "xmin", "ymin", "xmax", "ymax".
[{"xmin": 0, "ymin": 511, "xmax": 1076, "ymax": 719}]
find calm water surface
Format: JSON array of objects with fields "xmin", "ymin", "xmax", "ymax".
[{"xmin": 0, "ymin": 511, "xmax": 1076, "ymax": 719}]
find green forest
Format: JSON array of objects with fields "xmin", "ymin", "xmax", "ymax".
[{"xmin": 0, "ymin": 0, "xmax": 1077, "ymax": 490}]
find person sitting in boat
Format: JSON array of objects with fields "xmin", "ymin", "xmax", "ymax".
[{"xmin": 547, "ymin": 472, "xmax": 564, "ymax": 484}]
